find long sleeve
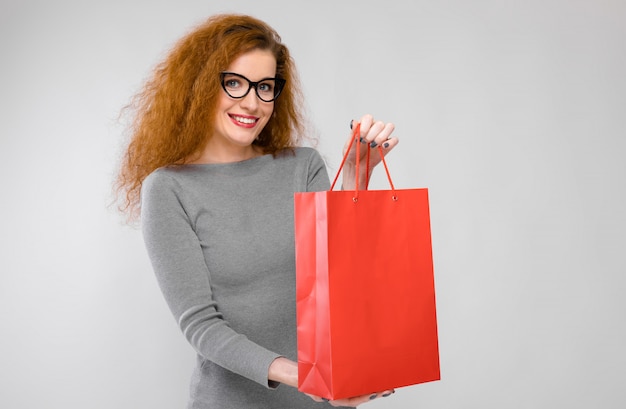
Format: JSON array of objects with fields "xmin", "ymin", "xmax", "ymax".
[
  {"xmin": 141, "ymin": 171, "xmax": 281, "ymax": 388},
  {"xmin": 139, "ymin": 148, "xmax": 331, "ymax": 407}
]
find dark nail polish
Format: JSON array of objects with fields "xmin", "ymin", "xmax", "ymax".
[
  {"xmin": 322, "ymin": 397, "xmax": 330, "ymax": 402},
  {"xmin": 350, "ymin": 120, "xmax": 353, "ymax": 130},
  {"xmin": 360, "ymin": 137, "xmax": 366, "ymax": 143},
  {"xmin": 382, "ymin": 392, "xmax": 392, "ymax": 397},
  {"xmin": 370, "ymin": 141, "xmax": 378, "ymax": 148},
  {"xmin": 369, "ymin": 394, "xmax": 378, "ymax": 400},
  {"xmin": 383, "ymin": 142, "xmax": 390, "ymax": 148}
]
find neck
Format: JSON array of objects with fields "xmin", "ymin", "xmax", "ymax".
[{"xmin": 189, "ymin": 143, "xmax": 262, "ymax": 164}]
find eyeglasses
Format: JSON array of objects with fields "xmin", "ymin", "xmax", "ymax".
[{"xmin": 220, "ymin": 72, "xmax": 286, "ymax": 102}]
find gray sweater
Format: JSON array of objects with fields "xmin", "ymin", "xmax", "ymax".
[{"xmin": 141, "ymin": 147, "xmax": 331, "ymax": 408}]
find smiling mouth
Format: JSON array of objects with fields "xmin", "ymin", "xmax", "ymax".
[{"xmin": 230, "ymin": 114, "xmax": 258, "ymax": 125}]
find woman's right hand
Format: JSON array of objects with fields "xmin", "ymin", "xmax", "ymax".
[{"xmin": 305, "ymin": 389, "xmax": 395, "ymax": 407}]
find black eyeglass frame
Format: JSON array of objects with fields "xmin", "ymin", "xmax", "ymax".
[{"xmin": 220, "ymin": 72, "xmax": 286, "ymax": 102}]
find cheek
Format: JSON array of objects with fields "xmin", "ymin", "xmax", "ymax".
[
  {"xmin": 216, "ymin": 92, "xmax": 235, "ymax": 111},
  {"xmin": 263, "ymin": 104, "xmax": 275, "ymax": 120}
]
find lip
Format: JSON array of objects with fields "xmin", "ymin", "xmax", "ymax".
[{"xmin": 229, "ymin": 114, "xmax": 259, "ymax": 129}]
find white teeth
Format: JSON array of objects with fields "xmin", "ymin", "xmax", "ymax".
[{"xmin": 233, "ymin": 116, "xmax": 256, "ymax": 124}]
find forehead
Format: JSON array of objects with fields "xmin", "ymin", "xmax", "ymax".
[{"xmin": 227, "ymin": 49, "xmax": 277, "ymax": 80}]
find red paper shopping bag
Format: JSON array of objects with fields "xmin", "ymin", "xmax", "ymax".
[{"xmin": 294, "ymin": 124, "xmax": 440, "ymax": 400}]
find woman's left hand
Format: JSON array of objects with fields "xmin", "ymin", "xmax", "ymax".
[
  {"xmin": 341, "ymin": 114, "xmax": 399, "ymax": 190},
  {"xmin": 306, "ymin": 389, "xmax": 396, "ymax": 407}
]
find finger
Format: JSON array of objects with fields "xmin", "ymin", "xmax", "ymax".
[
  {"xmin": 305, "ymin": 393, "xmax": 324, "ymax": 403},
  {"xmin": 329, "ymin": 392, "xmax": 378, "ymax": 407},
  {"xmin": 379, "ymin": 136, "xmax": 399, "ymax": 152},
  {"xmin": 363, "ymin": 120, "xmax": 386, "ymax": 144},
  {"xmin": 358, "ymin": 114, "xmax": 374, "ymax": 138},
  {"xmin": 367, "ymin": 122, "xmax": 395, "ymax": 148},
  {"xmin": 350, "ymin": 115, "xmax": 381, "ymax": 140},
  {"xmin": 329, "ymin": 397, "xmax": 364, "ymax": 407},
  {"xmin": 366, "ymin": 136, "xmax": 398, "ymax": 164},
  {"xmin": 360, "ymin": 113, "xmax": 374, "ymax": 129},
  {"xmin": 347, "ymin": 118, "xmax": 364, "ymax": 142},
  {"xmin": 376, "ymin": 122, "xmax": 396, "ymax": 145}
]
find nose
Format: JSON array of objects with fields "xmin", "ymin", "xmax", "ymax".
[{"xmin": 239, "ymin": 86, "xmax": 260, "ymax": 110}]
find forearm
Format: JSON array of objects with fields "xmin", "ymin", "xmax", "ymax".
[{"xmin": 268, "ymin": 356, "xmax": 299, "ymax": 388}]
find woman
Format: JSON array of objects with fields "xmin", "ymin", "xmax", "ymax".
[{"xmin": 115, "ymin": 13, "xmax": 399, "ymax": 408}]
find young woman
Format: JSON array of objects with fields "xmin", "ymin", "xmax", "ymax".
[{"xmin": 116, "ymin": 13, "xmax": 398, "ymax": 408}]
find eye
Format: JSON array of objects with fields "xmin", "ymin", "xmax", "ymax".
[
  {"xmin": 258, "ymin": 81, "xmax": 275, "ymax": 93},
  {"xmin": 225, "ymin": 78, "xmax": 242, "ymax": 89}
]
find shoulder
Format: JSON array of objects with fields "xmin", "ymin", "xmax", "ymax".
[
  {"xmin": 140, "ymin": 167, "xmax": 196, "ymax": 223},
  {"xmin": 141, "ymin": 167, "xmax": 195, "ymax": 207},
  {"xmin": 274, "ymin": 147, "xmax": 330, "ymax": 192},
  {"xmin": 274, "ymin": 146, "xmax": 325, "ymax": 166},
  {"xmin": 294, "ymin": 146, "xmax": 323, "ymax": 160},
  {"xmin": 274, "ymin": 147, "xmax": 327, "ymax": 177},
  {"xmin": 142, "ymin": 167, "xmax": 179, "ymax": 195}
]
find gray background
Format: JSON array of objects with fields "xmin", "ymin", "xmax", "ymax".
[{"xmin": 1, "ymin": 0, "xmax": 624, "ymax": 408}]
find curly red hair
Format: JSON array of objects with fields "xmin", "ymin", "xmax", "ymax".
[{"xmin": 115, "ymin": 14, "xmax": 308, "ymax": 221}]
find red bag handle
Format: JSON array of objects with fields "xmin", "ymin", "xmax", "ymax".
[{"xmin": 330, "ymin": 123, "xmax": 397, "ymax": 202}]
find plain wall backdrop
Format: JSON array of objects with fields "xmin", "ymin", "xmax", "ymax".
[{"xmin": 1, "ymin": 0, "xmax": 624, "ymax": 408}]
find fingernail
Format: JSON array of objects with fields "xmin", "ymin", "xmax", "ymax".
[
  {"xmin": 360, "ymin": 137, "xmax": 366, "ymax": 143},
  {"xmin": 322, "ymin": 398, "xmax": 330, "ymax": 402},
  {"xmin": 383, "ymin": 142, "xmax": 390, "ymax": 148},
  {"xmin": 370, "ymin": 141, "xmax": 378, "ymax": 148},
  {"xmin": 382, "ymin": 392, "xmax": 392, "ymax": 397},
  {"xmin": 350, "ymin": 120, "xmax": 353, "ymax": 130},
  {"xmin": 369, "ymin": 394, "xmax": 378, "ymax": 400}
]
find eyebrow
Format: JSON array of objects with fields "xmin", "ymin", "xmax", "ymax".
[{"xmin": 222, "ymin": 72, "xmax": 279, "ymax": 81}]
